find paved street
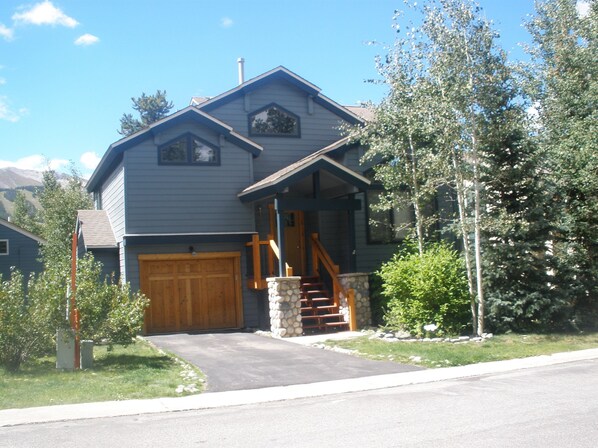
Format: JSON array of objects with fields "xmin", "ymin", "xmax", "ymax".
[{"xmin": 2, "ymin": 359, "xmax": 597, "ymax": 447}]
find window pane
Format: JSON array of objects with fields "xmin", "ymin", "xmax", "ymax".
[
  {"xmin": 0, "ymin": 240, "xmax": 8, "ymax": 255},
  {"xmin": 192, "ymin": 139, "xmax": 216, "ymax": 163},
  {"xmin": 250, "ymin": 106, "xmax": 299, "ymax": 136},
  {"xmin": 160, "ymin": 139, "xmax": 187, "ymax": 163},
  {"xmin": 393, "ymin": 207, "xmax": 412, "ymax": 240}
]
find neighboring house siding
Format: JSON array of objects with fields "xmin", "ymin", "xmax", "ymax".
[
  {"xmin": 207, "ymin": 80, "xmax": 350, "ymax": 180},
  {"xmin": 0, "ymin": 227, "xmax": 42, "ymax": 281},
  {"xmin": 101, "ymin": 161, "xmax": 125, "ymax": 240},
  {"xmin": 124, "ymin": 123, "xmax": 254, "ymax": 234},
  {"xmin": 124, "ymin": 242, "xmax": 261, "ymax": 328}
]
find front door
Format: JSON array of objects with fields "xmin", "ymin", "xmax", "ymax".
[{"xmin": 269, "ymin": 206, "xmax": 306, "ymax": 275}]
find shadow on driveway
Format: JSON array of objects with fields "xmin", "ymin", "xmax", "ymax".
[{"xmin": 146, "ymin": 332, "xmax": 422, "ymax": 392}]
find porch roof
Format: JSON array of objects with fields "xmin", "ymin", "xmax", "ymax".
[{"xmin": 238, "ymin": 138, "xmax": 370, "ymax": 203}]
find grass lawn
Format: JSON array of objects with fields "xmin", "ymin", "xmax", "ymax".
[
  {"xmin": 325, "ymin": 332, "xmax": 598, "ymax": 368},
  {"xmin": 0, "ymin": 340, "xmax": 204, "ymax": 410}
]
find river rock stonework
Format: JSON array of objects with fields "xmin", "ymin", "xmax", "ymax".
[
  {"xmin": 267, "ymin": 276, "xmax": 303, "ymax": 338},
  {"xmin": 338, "ymin": 273, "xmax": 372, "ymax": 329}
]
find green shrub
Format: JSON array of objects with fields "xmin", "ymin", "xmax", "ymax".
[
  {"xmin": 379, "ymin": 242, "xmax": 470, "ymax": 336},
  {"xmin": 0, "ymin": 271, "xmax": 55, "ymax": 372},
  {"xmin": 75, "ymin": 255, "xmax": 149, "ymax": 346}
]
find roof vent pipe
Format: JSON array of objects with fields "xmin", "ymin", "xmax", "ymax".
[{"xmin": 237, "ymin": 57, "xmax": 245, "ymax": 85}]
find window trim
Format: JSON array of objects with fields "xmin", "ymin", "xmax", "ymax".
[
  {"xmin": 157, "ymin": 133, "xmax": 220, "ymax": 166},
  {"xmin": 0, "ymin": 239, "xmax": 9, "ymax": 256},
  {"xmin": 248, "ymin": 103, "xmax": 301, "ymax": 138}
]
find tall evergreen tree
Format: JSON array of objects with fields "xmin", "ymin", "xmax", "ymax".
[{"xmin": 526, "ymin": 0, "xmax": 598, "ymax": 329}]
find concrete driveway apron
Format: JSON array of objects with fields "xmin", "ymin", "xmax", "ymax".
[{"xmin": 146, "ymin": 332, "xmax": 421, "ymax": 392}]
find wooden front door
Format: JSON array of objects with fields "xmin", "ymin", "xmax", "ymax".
[
  {"xmin": 139, "ymin": 253, "xmax": 243, "ymax": 334},
  {"xmin": 269, "ymin": 206, "xmax": 306, "ymax": 275}
]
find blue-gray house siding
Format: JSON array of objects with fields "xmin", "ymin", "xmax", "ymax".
[{"xmin": 0, "ymin": 220, "xmax": 44, "ymax": 281}]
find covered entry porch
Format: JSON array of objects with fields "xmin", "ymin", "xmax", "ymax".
[{"xmin": 239, "ymin": 148, "xmax": 373, "ymax": 336}]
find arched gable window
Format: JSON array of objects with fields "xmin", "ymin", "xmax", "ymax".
[
  {"xmin": 158, "ymin": 133, "xmax": 220, "ymax": 166},
  {"xmin": 249, "ymin": 103, "xmax": 300, "ymax": 137}
]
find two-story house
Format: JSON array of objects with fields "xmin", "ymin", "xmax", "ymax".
[{"xmin": 78, "ymin": 66, "xmax": 407, "ymax": 335}]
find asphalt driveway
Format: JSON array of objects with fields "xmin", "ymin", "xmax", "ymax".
[{"xmin": 146, "ymin": 332, "xmax": 421, "ymax": 392}]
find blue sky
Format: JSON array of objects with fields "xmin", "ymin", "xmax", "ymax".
[{"xmin": 0, "ymin": 0, "xmax": 540, "ymax": 177}]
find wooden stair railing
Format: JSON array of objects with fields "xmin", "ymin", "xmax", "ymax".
[
  {"xmin": 310, "ymin": 233, "xmax": 357, "ymax": 331},
  {"xmin": 246, "ymin": 233, "xmax": 293, "ymax": 290}
]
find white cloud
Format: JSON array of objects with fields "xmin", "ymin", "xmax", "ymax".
[
  {"xmin": 12, "ymin": 1, "xmax": 79, "ymax": 28},
  {"xmin": 0, "ymin": 155, "xmax": 69, "ymax": 171},
  {"xmin": 74, "ymin": 33, "xmax": 99, "ymax": 46},
  {"xmin": 80, "ymin": 151, "xmax": 101, "ymax": 170},
  {"xmin": 0, "ymin": 96, "xmax": 27, "ymax": 123},
  {"xmin": 577, "ymin": 0, "xmax": 591, "ymax": 18},
  {"xmin": 0, "ymin": 78, "xmax": 5, "ymax": 86},
  {"xmin": 0, "ymin": 24, "xmax": 14, "ymax": 40},
  {"xmin": 220, "ymin": 17, "xmax": 234, "ymax": 28}
]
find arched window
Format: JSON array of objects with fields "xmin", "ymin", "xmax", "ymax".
[
  {"xmin": 249, "ymin": 103, "xmax": 300, "ymax": 137},
  {"xmin": 158, "ymin": 134, "xmax": 220, "ymax": 166}
]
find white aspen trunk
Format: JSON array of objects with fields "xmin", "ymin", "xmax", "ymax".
[
  {"xmin": 408, "ymin": 134, "xmax": 425, "ymax": 256},
  {"xmin": 471, "ymin": 136, "xmax": 485, "ymax": 336},
  {"xmin": 452, "ymin": 150, "xmax": 478, "ymax": 335}
]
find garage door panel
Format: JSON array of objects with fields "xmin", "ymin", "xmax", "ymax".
[
  {"xmin": 140, "ymin": 253, "xmax": 242, "ymax": 334},
  {"xmin": 147, "ymin": 277, "xmax": 179, "ymax": 332}
]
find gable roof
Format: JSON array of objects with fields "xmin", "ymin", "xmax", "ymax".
[
  {"xmin": 197, "ymin": 66, "xmax": 365, "ymax": 126},
  {"xmin": 76, "ymin": 210, "xmax": 117, "ymax": 249},
  {"xmin": 0, "ymin": 219, "xmax": 45, "ymax": 244},
  {"xmin": 86, "ymin": 107, "xmax": 264, "ymax": 192},
  {"xmin": 238, "ymin": 137, "xmax": 370, "ymax": 203}
]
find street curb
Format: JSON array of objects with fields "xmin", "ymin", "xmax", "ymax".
[{"xmin": 2, "ymin": 348, "xmax": 598, "ymax": 428}]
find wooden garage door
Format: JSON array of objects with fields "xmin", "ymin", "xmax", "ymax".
[{"xmin": 139, "ymin": 252, "xmax": 243, "ymax": 334}]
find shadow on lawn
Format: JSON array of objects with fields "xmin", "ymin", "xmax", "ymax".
[{"xmin": 95, "ymin": 353, "xmax": 173, "ymax": 371}]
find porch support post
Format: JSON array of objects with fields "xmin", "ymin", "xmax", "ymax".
[
  {"xmin": 275, "ymin": 195, "xmax": 286, "ymax": 276},
  {"xmin": 267, "ymin": 276, "xmax": 303, "ymax": 337},
  {"xmin": 312, "ymin": 171, "xmax": 320, "ymax": 199},
  {"xmin": 348, "ymin": 193, "xmax": 357, "ymax": 272}
]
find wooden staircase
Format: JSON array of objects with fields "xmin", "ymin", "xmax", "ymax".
[{"xmin": 300, "ymin": 276, "xmax": 350, "ymax": 333}]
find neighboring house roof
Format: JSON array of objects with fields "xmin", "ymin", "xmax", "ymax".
[
  {"xmin": 0, "ymin": 218, "xmax": 45, "ymax": 244},
  {"xmin": 86, "ymin": 107, "xmax": 264, "ymax": 192},
  {"xmin": 197, "ymin": 66, "xmax": 365, "ymax": 126},
  {"xmin": 239, "ymin": 137, "xmax": 370, "ymax": 203},
  {"xmin": 190, "ymin": 96, "xmax": 211, "ymax": 106},
  {"xmin": 76, "ymin": 210, "xmax": 117, "ymax": 249},
  {"xmin": 345, "ymin": 105, "xmax": 374, "ymax": 122}
]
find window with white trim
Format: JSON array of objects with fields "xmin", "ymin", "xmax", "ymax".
[{"xmin": 0, "ymin": 240, "xmax": 8, "ymax": 255}]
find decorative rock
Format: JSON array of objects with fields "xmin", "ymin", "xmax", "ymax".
[
  {"xmin": 338, "ymin": 273, "xmax": 371, "ymax": 329},
  {"xmin": 267, "ymin": 276, "xmax": 302, "ymax": 338}
]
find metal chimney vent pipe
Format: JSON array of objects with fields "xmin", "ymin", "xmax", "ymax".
[{"xmin": 237, "ymin": 57, "xmax": 245, "ymax": 85}]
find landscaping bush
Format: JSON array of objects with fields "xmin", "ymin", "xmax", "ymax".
[
  {"xmin": 75, "ymin": 255, "xmax": 149, "ymax": 346},
  {"xmin": 379, "ymin": 241, "xmax": 470, "ymax": 336},
  {"xmin": 0, "ymin": 270, "xmax": 55, "ymax": 372}
]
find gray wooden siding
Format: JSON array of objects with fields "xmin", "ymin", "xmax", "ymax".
[
  {"xmin": 354, "ymin": 193, "xmax": 401, "ymax": 273},
  {"xmin": 90, "ymin": 249, "xmax": 120, "ymax": 283},
  {"xmin": 206, "ymin": 80, "xmax": 350, "ymax": 180},
  {"xmin": 336, "ymin": 147, "xmax": 400, "ymax": 273},
  {"xmin": 124, "ymin": 122, "xmax": 254, "ymax": 234},
  {"xmin": 0, "ymin": 226, "xmax": 43, "ymax": 281},
  {"xmin": 101, "ymin": 161, "xmax": 125, "ymax": 240},
  {"xmin": 124, "ymin": 242, "xmax": 260, "ymax": 328}
]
